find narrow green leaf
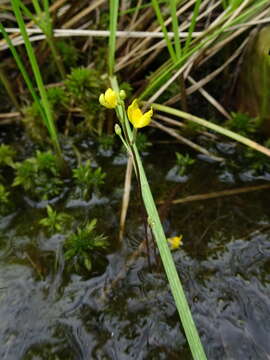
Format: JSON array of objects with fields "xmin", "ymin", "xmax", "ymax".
[
  {"xmin": 108, "ymin": 0, "xmax": 119, "ymax": 76},
  {"xmin": 11, "ymin": 0, "xmax": 61, "ymax": 155},
  {"xmin": 151, "ymin": 103, "xmax": 270, "ymax": 157},
  {"xmin": 152, "ymin": 0, "xmax": 176, "ymax": 62}
]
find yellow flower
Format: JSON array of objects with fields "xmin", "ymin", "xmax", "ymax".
[
  {"xmin": 167, "ymin": 235, "xmax": 183, "ymax": 250},
  {"xmin": 99, "ymin": 88, "xmax": 117, "ymax": 109},
  {"xmin": 127, "ymin": 99, "xmax": 153, "ymax": 129}
]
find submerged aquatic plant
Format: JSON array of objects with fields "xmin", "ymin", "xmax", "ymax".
[
  {"xmin": 72, "ymin": 160, "xmax": 106, "ymax": 199},
  {"xmin": 39, "ymin": 205, "xmax": 72, "ymax": 234},
  {"xmin": 13, "ymin": 151, "xmax": 63, "ymax": 200},
  {"xmin": 175, "ymin": 152, "xmax": 196, "ymax": 176},
  {"xmin": 64, "ymin": 219, "xmax": 108, "ymax": 271}
]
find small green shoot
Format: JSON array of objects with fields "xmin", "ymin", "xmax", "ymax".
[
  {"xmin": 39, "ymin": 205, "xmax": 72, "ymax": 234},
  {"xmin": 175, "ymin": 152, "xmax": 196, "ymax": 176},
  {"xmin": 0, "ymin": 184, "xmax": 12, "ymax": 215},
  {"xmin": 72, "ymin": 160, "xmax": 106, "ymax": 199},
  {"xmin": 64, "ymin": 219, "xmax": 108, "ymax": 271},
  {"xmin": 226, "ymin": 112, "xmax": 261, "ymax": 137},
  {"xmin": 0, "ymin": 145, "xmax": 16, "ymax": 167}
]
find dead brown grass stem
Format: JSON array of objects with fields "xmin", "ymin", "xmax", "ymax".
[{"xmin": 158, "ymin": 184, "xmax": 270, "ymax": 205}]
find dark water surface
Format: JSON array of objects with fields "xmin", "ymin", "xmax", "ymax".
[{"xmin": 0, "ymin": 137, "xmax": 270, "ymax": 360}]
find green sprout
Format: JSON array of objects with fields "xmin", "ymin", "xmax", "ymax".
[
  {"xmin": 64, "ymin": 219, "xmax": 108, "ymax": 271},
  {"xmin": 175, "ymin": 152, "xmax": 195, "ymax": 176},
  {"xmin": 225, "ymin": 112, "xmax": 261, "ymax": 137},
  {"xmin": 0, "ymin": 144, "xmax": 16, "ymax": 167},
  {"xmin": 0, "ymin": 184, "xmax": 11, "ymax": 215},
  {"xmin": 13, "ymin": 151, "xmax": 63, "ymax": 200},
  {"xmin": 39, "ymin": 205, "xmax": 72, "ymax": 234},
  {"xmin": 72, "ymin": 160, "xmax": 106, "ymax": 199}
]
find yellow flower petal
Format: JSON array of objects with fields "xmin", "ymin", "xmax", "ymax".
[
  {"xmin": 135, "ymin": 108, "xmax": 153, "ymax": 128},
  {"xmin": 127, "ymin": 99, "xmax": 153, "ymax": 129},
  {"xmin": 167, "ymin": 235, "xmax": 183, "ymax": 250},
  {"xmin": 99, "ymin": 88, "xmax": 117, "ymax": 109},
  {"xmin": 99, "ymin": 94, "xmax": 106, "ymax": 107},
  {"xmin": 104, "ymin": 88, "xmax": 117, "ymax": 108}
]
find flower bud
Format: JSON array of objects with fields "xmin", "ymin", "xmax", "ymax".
[
  {"xmin": 114, "ymin": 124, "xmax": 122, "ymax": 136},
  {"xmin": 119, "ymin": 89, "xmax": 126, "ymax": 100}
]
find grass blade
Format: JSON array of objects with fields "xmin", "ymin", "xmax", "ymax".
[
  {"xmin": 152, "ymin": 102, "xmax": 270, "ymax": 157},
  {"xmin": 108, "ymin": 0, "xmax": 119, "ymax": 76},
  {"xmin": 170, "ymin": 0, "xmax": 181, "ymax": 59},
  {"xmin": 152, "ymin": 0, "xmax": 177, "ymax": 62},
  {"xmin": 11, "ymin": 0, "xmax": 61, "ymax": 155},
  {"xmin": 0, "ymin": 23, "xmax": 46, "ymax": 121},
  {"xmin": 183, "ymin": 0, "xmax": 202, "ymax": 54}
]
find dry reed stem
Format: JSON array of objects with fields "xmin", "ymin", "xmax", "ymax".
[
  {"xmin": 187, "ymin": 75, "xmax": 231, "ymax": 119},
  {"xmin": 119, "ymin": 156, "xmax": 133, "ymax": 242},
  {"xmin": 152, "ymin": 119, "xmax": 224, "ymax": 161},
  {"xmin": 158, "ymin": 184, "xmax": 270, "ymax": 205},
  {"xmin": 62, "ymin": 0, "xmax": 106, "ymax": 28},
  {"xmin": 165, "ymin": 39, "xmax": 248, "ymax": 105}
]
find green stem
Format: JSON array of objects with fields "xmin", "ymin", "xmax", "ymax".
[
  {"xmin": 151, "ymin": 102, "xmax": 270, "ymax": 157},
  {"xmin": 111, "ymin": 76, "xmax": 207, "ymax": 360},
  {"xmin": 108, "ymin": 0, "xmax": 119, "ymax": 76}
]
